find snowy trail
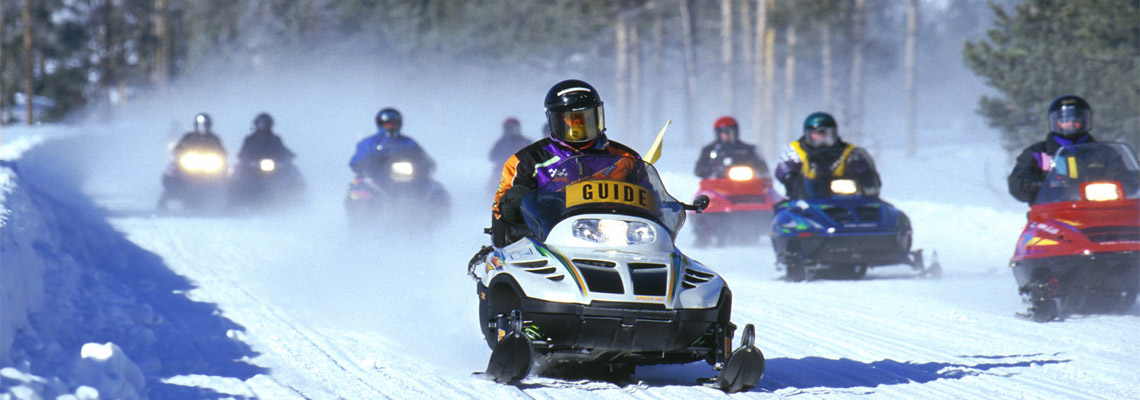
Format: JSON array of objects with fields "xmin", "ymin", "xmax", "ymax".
[{"xmin": 1, "ymin": 131, "xmax": 1119, "ymax": 399}]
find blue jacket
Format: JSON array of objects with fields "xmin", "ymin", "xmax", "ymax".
[{"xmin": 349, "ymin": 131, "xmax": 435, "ymax": 177}]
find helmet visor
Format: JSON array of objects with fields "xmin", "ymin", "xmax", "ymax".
[
  {"xmin": 1049, "ymin": 107, "xmax": 1092, "ymax": 135},
  {"xmin": 805, "ymin": 127, "xmax": 836, "ymax": 147},
  {"xmin": 549, "ymin": 107, "xmax": 604, "ymax": 143},
  {"xmin": 716, "ymin": 126, "xmax": 738, "ymax": 142}
]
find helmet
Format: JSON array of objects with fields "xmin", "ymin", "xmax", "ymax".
[
  {"xmin": 375, "ymin": 108, "xmax": 403, "ymax": 136},
  {"xmin": 503, "ymin": 117, "xmax": 521, "ymax": 136},
  {"xmin": 253, "ymin": 113, "xmax": 274, "ymax": 132},
  {"xmin": 544, "ymin": 79, "xmax": 605, "ymax": 146},
  {"xmin": 193, "ymin": 113, "xmax": 212, "ymax": 134},
  {"xmin": 713, "ymin": 116, "xmax": 739, "ymax": 142},
  {"xmin": 802, "ymin": 112, "xmax": 838, "ymax": 148},
  {"xmin": 1047, "ymin": 95, "xmax": 1092, "ymax": 137}
]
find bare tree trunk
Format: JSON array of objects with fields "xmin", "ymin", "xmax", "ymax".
[
  {"xmin": 782, "ymin": 25, "xmax": 797, "ymax": 147},
  {"xmin": 763, "ymin": 27, "xmax": 776, "ymax": 156},
  {"xmin": 616, "ymin": 17, "xmax": 629, "ymax": 137},
  {"xmin": 1, "ymin": 2, "xmax": 5, "ymax": 124},
  {"xmin": 821, "ymin": 24, "xmax": 833, "ymax": 111},
  {"xmin": 905, "ymin": 0, "xmax": 918, "ymax": 157},
  {"xmin": 680, "ymin": 0, "xmax": 699, "ymax": 145},
  {"xmin": 155, "ymin": 0, "xmax": 170, "ymax": 95},
  {"xmin": 847, "ymin": 0, "xmax": 867, "ymax": 145},
  {"xmin": 650, "ymin": 9, "xmax": 664, "ymax": 137},
  {"xmin": 720, "ymin": 0, "xmax": 734, "ymax": 115},
  {"xmin": 753, "ymin": 0, "xmax": 771, "ymax": 155},
  {"xmin": 740, "ymin": 0, "xmax": 753, "ymax": 82},
  {"xmin": 630, "ymin": 25, "xmax": 642, "ymax": 144},
  {"xmin": 23, "ymin": 0, "xmax": 33, "ymax": 125}
]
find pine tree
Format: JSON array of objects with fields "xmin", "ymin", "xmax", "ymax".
[{"xmin": 964, "ymin": 0, "xmax": 1140, "ymax": 152}]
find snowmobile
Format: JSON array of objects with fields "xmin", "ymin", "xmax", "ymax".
[
  {"xmin": 468, "ymin": 154, "xmax": 765, "ymax": 393},
  {"xmin": 158, "ymin": 146, "xmax": 229, "ymax": 211},
  {"xmin": 1010, "ymin": 142, "xmax": 1140, "ymax": 322},
  {"xmin": 344, "ymin": 156, "xmax": 449, "ymax": 229},
  {"xmin": 691, "ymin": 154, "xmax": 782, "ymax": 247},
  {"xmin": 227, "ymin": 157, "xmax": 305, "ymax": 211},
  {"xmin": 770, "ymin": 151, "xmax": 939, "ymax": 281}
]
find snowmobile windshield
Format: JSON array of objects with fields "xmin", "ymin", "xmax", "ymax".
[
  {"xmin": 520, "ymin": 154, "xmax": 686, "ymax": 242},
  {"xmin": 1034, "ymin": 142, "xmax": 1140, "ymax": 205}
]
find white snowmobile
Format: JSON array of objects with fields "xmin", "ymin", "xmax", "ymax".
[{"xmin": 468, "ymin": 154, "xmax": 765, "ymax": 393}]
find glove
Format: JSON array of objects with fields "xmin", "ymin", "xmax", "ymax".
[{"xmin": 1020, "ymin": 178, "xmax": 1043, "ymax": 196}]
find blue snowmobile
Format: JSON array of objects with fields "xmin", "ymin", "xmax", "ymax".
[{"xmin": 770, "ymin": 150, "xmax": 939, "ymax": 281}]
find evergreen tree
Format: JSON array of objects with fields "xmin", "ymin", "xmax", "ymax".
[{"xmin": 964, "ymin": 0, "xmax": 1140, "ymax": 152}]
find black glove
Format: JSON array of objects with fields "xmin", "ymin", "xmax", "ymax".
[{"xmin": 1020, "ymin": 178, "xmax": 1043, "ymax": 196}]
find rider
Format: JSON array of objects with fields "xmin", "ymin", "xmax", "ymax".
[
  {"xmin": 489, "ymin": 117, "xmax": 531, "ymax": 166},
  {"xmin": 694, "ymin": 116, "xmax": 768, "ymax": 179},
  {"xmin": 172, "ymin": 112, "xmax": 226, "ymax": 156},
  {"xmin": 349, "ymin": 107, "xmax": 436, "ymax": 180},
  {"xmin": 491, "ymin": 79, "xmax": 641, "ymax": 247},
  {"xmin": 774, "ymin": 112, "xmax": 879, "ymax": 199},
  {"xmin": 158, "ymin": 113, "xmax": 227, "ymax": 209},
  {"xmin": 1008, "ymin": 95, "xmax": 1097, "ymax": 204},
  {"xmin": 237, "ymin": 113, "xmax": 295, "ymax": 166}
]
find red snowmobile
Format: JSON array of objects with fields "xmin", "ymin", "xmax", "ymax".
[
  {"xmin": 1011, "ymin": 142, "xmax": 1140, "ymax": 322},
  {"xmin": 691, "ymin": 157, "xmax": 782, "ymax": 247}
]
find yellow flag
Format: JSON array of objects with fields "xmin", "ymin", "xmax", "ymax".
[{"xmin": 645, "ymin": 120, "xmax": 671, "ymax": 165}]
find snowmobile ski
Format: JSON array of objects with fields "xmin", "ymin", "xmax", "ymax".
[
  {"xmin": 713, "ymin": 324, "xmax": 765, "ymax": 393},
  {"xmin": 484, "ymin": 310, "xmax": 534, "ymax": 383}
]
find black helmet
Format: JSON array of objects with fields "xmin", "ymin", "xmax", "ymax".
[
  {"xmin": 376, "ymin": 108, "xmax": 403, "ymax": 136},
  {"xmin": 253, "ymin": 112, "xmax": 274, "ymax": 132},
  {"xmin": 544, "ymin": 79, "xmax": 605, "ymax": 145},
  {"xmin": 802, "ymin": 112, "xmax": 838, "ymax": 148},
  {"xmin": 1047, "ymin": 95, "xmax": 1092, "ymax": 137},
  {"xmin": 193, "ymin": 113, "xmax": 212, "ymax": 134}
]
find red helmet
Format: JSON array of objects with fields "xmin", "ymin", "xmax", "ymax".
[
  {"xmin": 713, "ymin": 116, "xmax": 739, "ymax": 142},
  {"xmin": 713, "ymin": 116, "xmax": 738, "ymax": 130}
]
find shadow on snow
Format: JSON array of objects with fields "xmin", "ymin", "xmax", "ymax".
[{"xmin": 4, "ymin": 140, "xmax": 267, "ymax": 399}]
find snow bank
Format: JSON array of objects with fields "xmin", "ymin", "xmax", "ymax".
[{"xmin": 1, "ymin": 129, "xmax": 264, "ymax": 399}]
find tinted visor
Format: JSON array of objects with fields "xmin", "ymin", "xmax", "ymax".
[
  {"xmin": 804, "ymin": 127, "xmax": 836, "ymax": 147},
  {"xmin": 716, "ymin": 125, "xmax": 738, "ymax": 141},
  {"xmin": 549, "ymin": 106, "xmax": 604, "ymax": 143},
  {"xmin": 1049, "ymin": 107, "xmax": 1092, "ymax": 135}
]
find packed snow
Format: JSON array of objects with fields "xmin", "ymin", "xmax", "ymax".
[{"xmin": 3, "ymin": 111, "xmax": 1138, "ymax": 399}]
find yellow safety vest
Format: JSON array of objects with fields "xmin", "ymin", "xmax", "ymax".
[{"xmin": 790, "ymin": 141, "xmax": 856, "ymax": 179}]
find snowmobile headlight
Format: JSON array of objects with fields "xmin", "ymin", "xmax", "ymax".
[
  {"xmin": 179, "ymin": 152, "xmax": 224, "ymax": 173},
  {"xmin": 390, "ymin": 161, "xmax": 415, "ymax": 182},
  {"xmin": 727, "ymin": 166, "xmax": 754, "ymax": 181},
  {"xmin": 1082, "ymin": 181, "xmax": 1122, "ymax": 202},
  {"xmin": 259, "ymin": 159, "xmax": 276, "ymax": 172},
  {"xmin": 830, "ymin": 179, "xmax": 858, "ymax": 195},
  {"xmin": 572, "ymin": 218, "xmax": 656, "ymax": 245}
]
